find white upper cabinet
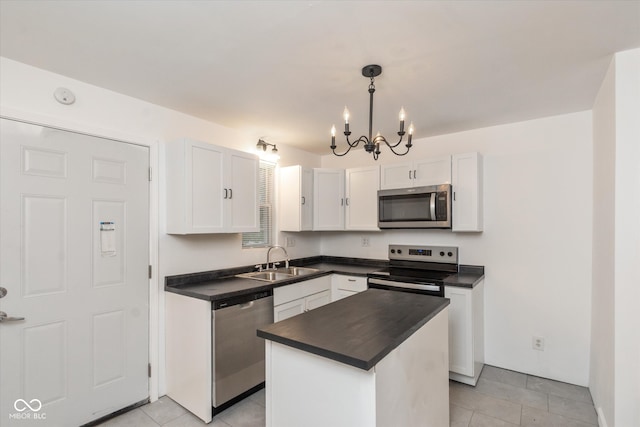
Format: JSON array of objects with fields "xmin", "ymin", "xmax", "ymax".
[
  {"xmin": 226, "ymin": 150, "xmax": 261, "ymax": 232},
  {"xmin": 166, "ymin": 139, "xmax": 259, "ymax": 234},
  {"xmin": 452, "ymin": 152, "xmax": 483, "ymax": 232},
  {"xmin": 312, "ymin": 166, "xmax": 380, "ymax": 231},
  {"xmin": 380, "ymin": 156, "xmax": 451, "ymax": 189},
  {"xmin": 345, "ymin": 166, "xmax": 380, "ymax": 230},
  {"xmin": 313, "ymin": 168, "xmax": 346, "ymax": 230},
  {"xmin": 279, "ymin": 165, "xmax": 313, "ymax": 232}
]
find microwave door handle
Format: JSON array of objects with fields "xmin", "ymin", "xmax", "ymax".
[{"xmin": 430, "ymin": 192, "xmax": 436, "ymax": 220}]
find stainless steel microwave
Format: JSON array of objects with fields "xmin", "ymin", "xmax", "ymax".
[{"xmin": 378, "ymin": 184, "xmax": 452, "ymax": 229}]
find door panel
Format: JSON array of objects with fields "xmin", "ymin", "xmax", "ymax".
[
  {"xmin": 22, "ymin": 195, "xmax": 68, "ymax": 296},
  {"xmin": 228, "ymin": 151, "xmax": 259, "ymax": 232},
  {"xmin": 0, "ymin": 118, "xmax": 149, "ymax": 426}
]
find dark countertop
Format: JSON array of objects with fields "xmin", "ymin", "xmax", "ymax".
[
  {"xmin": 257, "ymin": 288, "xmax": 450, "ymax": 370},
  {"xmin": 164, "ymin": 256, "xmax": 484, "ymax": 302},
  {"xmin": 443, "ymin": 265, "xmax": 485, "ymax": 288}
]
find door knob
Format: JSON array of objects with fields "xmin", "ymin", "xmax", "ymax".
[
  {"xmin": 0, "ymin": 287, "xmax": 6, "ymax": 298},
  {"xmin": 0, "ymin": 311, "xmax": 25, "ymax": 322}
]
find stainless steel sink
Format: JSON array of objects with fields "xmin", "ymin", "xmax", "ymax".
[
  {"xmin": 275, "ymin": 267, "xmax": 320, "ymax": 276},
  {"xmin": 236, "ymin": 271, "xmax": 294, "ymax": 282},
  {"xmin": 236, "ymin": 267, "xmax": 320, "ymax": 282}
]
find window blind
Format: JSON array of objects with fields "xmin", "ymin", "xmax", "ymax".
[{"xmin": 242, "ymin": 161, "xmax": 275, "ymax": 248}]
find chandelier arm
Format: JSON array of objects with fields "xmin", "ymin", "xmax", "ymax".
[
  {"xmin": 384, "ymin": 137, "xmax": 412, "ymax": 156},
  {"xmin": 345, "ymin": 134, "xmax": 367, "ymax": 148},
  {"xmin": 332, "ymin": 135, "xmax": 369, "ymax": 156},
  {"xmin": 377, "ymin": 133, "xmax": 407, "ymax": 149}
]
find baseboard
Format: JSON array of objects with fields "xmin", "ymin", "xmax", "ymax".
[{"xmin": 596, "ymin": 406, "xmax": 609, "ymax": 427}]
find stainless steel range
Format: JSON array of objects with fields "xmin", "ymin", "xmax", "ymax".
[{"xmin": 368, "ymin": 244, "xmax": 459, "ymax": 296}]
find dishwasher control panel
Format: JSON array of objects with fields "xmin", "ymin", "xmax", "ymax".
[{"xmin": 213, "ymin": 289, "xmax": 273, "ymax": 310}]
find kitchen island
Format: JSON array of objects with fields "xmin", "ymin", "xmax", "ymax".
[{"xmin": 257, "ymin": 288, "xmax": 450, "ymax": 427}]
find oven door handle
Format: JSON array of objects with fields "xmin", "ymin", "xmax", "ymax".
[
  {"xmin": 430, "ymin": 192, "xmax": 436, "ymax": 220},
  {"xmin": 368, "ymin": 278, "xmax": 441, "ymax": 293}
]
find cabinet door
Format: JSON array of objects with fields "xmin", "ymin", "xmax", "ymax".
[
  {"xmin": 345, "ymin": 166, "xmax": 380, "ymax": 230},
  {"xmin": 300, "ymin": 167, "xmax": 314, "ymax": 231},
  {"xmin": 313, "ymin": 169, "xmax": 345, "ymax": 230},
  {"xmin": 444, "ymin": 287, "xmax": 473, "ymax": 377},
  {"xmin": 188, "ymin": 141, "xmax": 226, "ymax": 233},
  {"xmin": 452, "ymin": 152, "xmax": 483, "ymax": 232},
  {"xmin": 305, "ymin": 289, "xmax": 331, "ymax": 311},
  {"xmin": 274, "ymin": 298, "xmax": 305, "ymax": 322},
  {"xmin": 414, "ymin": 156, "xmax": 452, "ymax": 186},
  {"xmin": 380, "ymin": 162, "xmax": 412, "ymax": 190},
  {"xmin": 226, "ymin": 150, "xmax": 259, "ymax": 232},
  {"xmin": 278, "ymin": 166, "xmax": 302, "ymax": 232}
]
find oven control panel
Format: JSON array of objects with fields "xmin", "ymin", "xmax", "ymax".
[{"xmin": 388, "ymin": 244, "xmax": 458, "ymax": 263}]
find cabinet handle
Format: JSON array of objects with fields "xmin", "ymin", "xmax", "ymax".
[
  {"xmin": 229, "ymin": 188, "xmax": 233, "ymax": 199},
  {"xmin": 346, "ymin": 198, "xmax": 349, "ymax": 206},
  {"xmin": 341, "ymin": 198, "xmax": 344, "ymax": 206},
  {"xmin": 453, "ymin": 191, "xmax": 456, "ymax": 201},
  {"xmin": 414, "ymin": 169, "xmax": 417, "ymax": 180},
  {"xmin": 409, "ymin": 170, "xmax": 412, "ymax": 180},
  {"xmin": 223, "ymin": 188, "xmax": 228, "ymax": 199},
  {"xmin": 301, "ymin": 196, "xmax": 306, "ymax": 205},
  {"xmin": 347, "ymin": 279, "xmax": 356, "ymax": 282}
]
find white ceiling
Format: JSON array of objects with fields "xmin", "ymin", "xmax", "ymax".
[{"xmin": 1, "ymin": 1, "xmax": 639, "ymax": 154}]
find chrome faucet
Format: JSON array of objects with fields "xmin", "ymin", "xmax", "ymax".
[{"xmin": 266, "ymin": 245, "xmax": 290, "ymax": 270}]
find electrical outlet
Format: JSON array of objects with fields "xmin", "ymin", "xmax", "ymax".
[
  {"xmin": 532, "ymin": 336, "xmax": 545, "ymax": 351},
  {"xmin": 286, "ymin": 237, "xmax": 296, "ymax": 247},
  {"xmin": 361, "ymin": 237, "xmax": 370, "ymax": 247}
]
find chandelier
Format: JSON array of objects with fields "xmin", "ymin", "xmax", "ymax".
[{"xmin": 330, "ymin": 64, "xmax": 414, "ymax": 161}]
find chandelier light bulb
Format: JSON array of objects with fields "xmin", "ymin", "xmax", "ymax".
[
  {"xmin": 399, "ymin": 107, "xmax": 406, "ymax": 121},
  {"xmin": 343, "ymin": 107, "xmax": 350, "ymax": 124},
  {"xmin": 408, "ymin": 122, "xmax": 414, "ymax": 135},
  {"xmin": 331, "ymin": 125, "xmax": 336, "ymax": 137}
]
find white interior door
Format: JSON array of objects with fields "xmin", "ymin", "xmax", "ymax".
[{"xmin": 0, "ymin": 118, "xmax": 150, "ymax": 426}]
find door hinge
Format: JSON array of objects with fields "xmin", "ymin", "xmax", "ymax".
[
  {"xmin": 148, "ymin": 265, "xmax": 152, "ymax": 279},
  {"xmin": 148, "ymin": 363, "xmax": 152, "ymax": 378},
  {"xmin": 149, "ymin": 167, "xmax": 152, "ymax": 181}
]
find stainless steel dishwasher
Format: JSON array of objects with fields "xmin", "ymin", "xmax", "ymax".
[{"xmin": 212, "ymin": 290, "xmax": 273, "ymax": 412}]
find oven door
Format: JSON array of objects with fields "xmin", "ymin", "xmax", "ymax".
[
  {"xmin": 368, "ymin": 277, "xmax": 444, "ymax": 297},
  {"xmin": 377, "ymin": 184, "xmax": 451, "ymax": 229}
]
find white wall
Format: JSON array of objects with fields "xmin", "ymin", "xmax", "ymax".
[
  {"xmin": 590, "ymin": 48, "xmax": 640, "ymax": 427},
  {"xmin": 612, "ymin": 48, "xmax": 640, "ymax": 427},
  {"xmin": 590, "ymin": 55, "xmax": 616, "ymax": 427},
  {"xmin": 321, "ymin": 111, "xmax": 594, "ymax": 386}
]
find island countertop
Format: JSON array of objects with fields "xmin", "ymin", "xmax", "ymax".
[{"xmin": 257, "ymin": 288, "xmax": 449, "ymax": 371}]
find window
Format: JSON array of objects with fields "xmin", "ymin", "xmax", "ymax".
[{"xmin": 242, "ymin": 161, "xmax": 275, "ymax": 248}]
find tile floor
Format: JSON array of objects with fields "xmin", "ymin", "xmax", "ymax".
[{"xmin": 98, "ymin": 365, "xmax": 598, "ymax": 427}]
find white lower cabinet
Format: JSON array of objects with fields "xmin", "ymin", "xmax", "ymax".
[
  {"xmin": 273, "ymin": 276, "xmax": 332, "ymax": 322},
  {"xmin": 445, "ymin": 280, "xmax": 485, "ymax": 385},
  {"xmin": 331, "ymin": 274, "xmax": 368, "ymax": 302}
]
